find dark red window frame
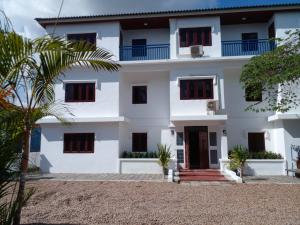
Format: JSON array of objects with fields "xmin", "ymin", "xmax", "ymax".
[
  {"xmin": 180, "ymin": 79, "xmax": 214, "ymax": 100},
  {"xmin": 64, "ymin": 133, "xmax": 94, "ymax": 153},
  {"xmin": 67, "ymin": 33, "xmax": 97, "ymax": 50},
  {"xmin": 65, "ymin": 83, "xmax": 95, "ymax": 102},
  {"xmin": 132, "ymin": 133, "xmax": 147, "ymax": 152},
  {"xmin": 132, "ymin": 85, "xmax": 147, "ymax": 104},
  {"xmin": 179, "ymin": 27, "xmax": 212, "ymax": 47},
  {"xmin": 248, "ymin": 133, "xmax": 265, "ymax": 153}
]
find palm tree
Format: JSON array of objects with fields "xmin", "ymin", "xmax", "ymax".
[{"xmin": 0, "ymin": 14, "xmax": 119, "ymax": 225}]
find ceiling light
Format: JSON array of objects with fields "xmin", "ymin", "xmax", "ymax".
[
  {"xmin": 144, "ymin": 22, "xmax": 148, "ymax": 26},
  {"xmin": 242, "ymin": 17, "xmax": 247, "ymax": 21}
]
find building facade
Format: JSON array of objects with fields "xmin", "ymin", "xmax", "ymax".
[{"xmin": 35, "ymin": 3, "xmax": 300, "ymax": 175}]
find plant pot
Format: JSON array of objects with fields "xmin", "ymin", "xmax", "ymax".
[
  {"xmin": 163, "ymin": 167, "xmax": 168, "ymax": 176},
  {"xmin": 297, "ymin": 159, "xmax": 300, "ymax": 169}
]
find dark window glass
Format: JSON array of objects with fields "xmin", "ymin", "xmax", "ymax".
[
  {"xmin": 180, "ymin": 79, "xmax": 213, "ymax": 100},
  {"xmin": 132, "ymin": 133, "xmax": 147, "ymax": 152},
  {"xmin": 209, "ymin": 132, "xmax": 217, "ymax": 146},
  {"xmin": 176, "ymin": 132, "xmax": 184, "ymax": 146},
  {"xmin": 177, "ymin": 149, "xmax": 184, "ymax": 163},
  {"xmin": 64, "ymin": 133, "xmax": 94, "ymax": 153},
  {"xmin": 179, "ymin": 27, "xmax": 212, "ymax": 47},
  {"xmin": 245, "ymin": 85, "xmax": 262, "ymax": 102},
  {"xmin": 65, "ymin": 83, "xmax": 95, "ymax": 102},
  {"xmin": 30, "ymin": 128, "xmax": 41, "ymax": 152},
  {"xmin": 132, "ymin": 39, "xmax": 147, "ymax": 57},
  {"xmin": 242, "ymin": 33, "xmax": 258, "ymax": 52},
  {"xmin": 210, "ymin": 149, "xmax": 218, "ymax": 164},
  {"xmin": 67, "ymin": 33, "xmax": 96, "ymax": 50},
  {"xmin": 132, "ymin": 86, "xmax": 147, "ymax": 104},
  {"xmin": 248, "ymin": 133, "xmax": 265, "ymax": 153}
]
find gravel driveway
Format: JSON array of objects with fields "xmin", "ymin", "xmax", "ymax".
[{"xmin": 21, "ymin": 181, "xmax": 300, "ymax": 225}]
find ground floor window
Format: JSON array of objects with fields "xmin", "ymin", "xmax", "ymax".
[
  {"xmin": 248, "ymin": 132, "xmax": 265, "ymax": 152},
  {"xmin": 64, "ymin": 133, "xmax": 94, "ymax": 153},
  {"xmin": 177, "ymin": 149, "xmax": 184, "ymax": 163},
  {"xmin": 132, "ymin": 133, "xmax": 147, "ymax": 152}
]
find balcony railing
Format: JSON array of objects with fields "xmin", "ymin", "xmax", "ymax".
[
  {"xmin": 120, "ymin": 44, "xmax": 170, "ymax": 61},
  {"xmin": 222, "ymin": 39, "xmax": 275, "ymax": 56}
]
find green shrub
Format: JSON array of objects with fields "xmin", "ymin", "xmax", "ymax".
[
  {"xmin": 121, "ymin": 151, "xmax": 158, "ymax": 158},
  {"xmin": 157, "ymin": 144, "xmax": 171, "ymax": 175},
  {"xmin": 229, "ymin": 145, "xmax": 249, "ymax": 180},
  {"xmin": 248, "ymin": 151, "xmax": 282, "ymax": 159}
]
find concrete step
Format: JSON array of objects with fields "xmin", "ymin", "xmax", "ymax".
[
  {"xmin": 180, "ymin": 175, "xmax": 228, "ymax": 182},
  {"xmin": 178, "ymin": 169, "xmax": 228, "ymax": 182}
]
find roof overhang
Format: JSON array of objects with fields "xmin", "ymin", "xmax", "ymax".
[
  {"xmin": 37, "ymin": 116, "xmax": 129, "ymax": 124},
  {"xmin": 170, "ymin": 115, "xmax": 228, "ymax": 122},
  {"xmin": 268, "ymin": 113, "xmax": 300, "ymax": 122},
  {"xmin": 35, "ymin": 4, "xmax": 300, "ymax": 28}
]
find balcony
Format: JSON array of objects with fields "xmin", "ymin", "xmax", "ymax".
[
  {"xmin": 120, "ymin": 44, "xmax": 170, "ymax": 61},
  {"xmin": 221, "ymin": 39, "xmax": 275, "ymax": 57}
]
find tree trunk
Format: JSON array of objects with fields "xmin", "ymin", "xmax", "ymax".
[{"xmin": 13, "ymin": 128, "xmax": 30, "ymax": 225}]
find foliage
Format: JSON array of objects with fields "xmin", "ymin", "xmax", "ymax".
[
  {"xmin": 122, "ymin": 151, "xmax": 158, "ymax": 158},
  {"xmin": 248, "ymin": 151, "xmax": 282, "ymax": 159},
  {"xmin": 157, "ymin": 144, "xmax": 171, "ymax": 170},
  {"xmin": 240, "ymin": 30, "xmax": 300, "ymax": 113},
  {"xmin": 0, "ymin": 11, "xmax": 119, "ymax": 225},
  {"xmin": 228, "ymin": 145, "xmax": 249, "ymax": 179}
]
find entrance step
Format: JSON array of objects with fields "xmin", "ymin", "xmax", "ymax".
[{"xmin": 179, "ymin": 169, "xmax": 229, "ymax": 182}]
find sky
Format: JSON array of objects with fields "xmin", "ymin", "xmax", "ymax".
[{"xmin": 1, "ymin": 0, "xmax": 300, "ymax": 38}]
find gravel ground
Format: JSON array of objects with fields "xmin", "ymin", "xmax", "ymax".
[{"xmin": 21, "ymin": 181, "xmax": 300, "ymax": 225}]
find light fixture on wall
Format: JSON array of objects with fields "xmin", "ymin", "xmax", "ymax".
[
  {"xmin": 144, "ymin": 22, "xmax": 148, "ymax": 26},
  {"xmin": 223, "ymin": 129, "xmax": 227, "ymax": 136},
  {"xmin": 171, "ymin": 129, "xmax": 175, "ymax": 135},
  {"xmin": 241, "ymin": 17, "xmax": 247, "ymax": 21}
]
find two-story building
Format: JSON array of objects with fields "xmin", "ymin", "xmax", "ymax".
[{"xmin": 35, "ymin": 2, "xmax": 300, "ymax": 177}]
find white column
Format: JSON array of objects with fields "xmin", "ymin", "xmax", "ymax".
[{"xmin": 220, "ymin": 126, "xmax": 228, "ymax": 159}]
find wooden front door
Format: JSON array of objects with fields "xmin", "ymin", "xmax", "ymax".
[{"xmin": 184, "ymin": 126, "xmax": 209, "ymax": 169}]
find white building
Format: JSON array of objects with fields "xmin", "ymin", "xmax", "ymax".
[{"xmin": 35, "ymin": 3, "xmax": 300, "ymax": 177}]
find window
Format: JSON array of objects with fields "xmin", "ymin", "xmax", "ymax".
[
  {"xmin": 245, "ymin": 85, "xmax": 262, "ymax": 102},
  {"xmin": 132, "ymin": 39, "xmax": 147, "ymax": 57},
  {"xmin": 177, "ymin": 149, "xmax": 184, "ymax": 163},
  {"xmin": 180, "ymin": 79, "xmax": 213, "ymax": 100},
  {"xmin": 67, "ymin": 33, "xmax": 96, "ymax": 50},
  {"xmin": 248, "ymin": 133, "xmax": 265, "ymax": 153},
  {"xmin": 132, "ymin": 85, "xmax": 147, "ymax": 104},
  {"xmin": 242, "ymin": 33, "xmax": 258, "ymax": 52},
  {"xmin": 210, "ymin": 149, "xmax": 218, "ymax": 164},
  {"xmin": 64, "ymin": 133, "xmax": 94, "ymax": 153},
  {"xmin": 65, "ymin": 83, "xmax": 95, "ymax": 102},
  {"xmin": 179, "ymin": 27, "xmax": 212, "ymax": 47},
  {"xmin": 176, "ymin": 132, "xmax": 184, "ymax": 146},
  {"xmin": 209, "ymin": 132, "xmax": 217, "ymax": 146},
  {"xmin": 132, "ymin": 133, "xmax": 147, "ymax": 152}
]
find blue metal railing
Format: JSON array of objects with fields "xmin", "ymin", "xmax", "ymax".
[
  {"xmin": 120, "ymin": 44, "xmax": 170, "ymax": 61},
  {"xmin": 222, "ymin": 39, "xmax": 275, "ymax": 56}
]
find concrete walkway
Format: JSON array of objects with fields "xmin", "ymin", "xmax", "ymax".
[{"xmin": 28, "ymin": 173, "xmax": 165, "ymax": 182}]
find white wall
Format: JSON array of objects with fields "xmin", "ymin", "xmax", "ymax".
[
  {"xmin": 221, "ymin": 23, "xmax": 269, "ymax": 41},
  {"xmin": 54, "ymin": 68, "xmax": 120, "ymax": 118},
  {"xmin": 119, "ymin": 71, "xmax": 170, "ymax": 152},
  {"xmin": 170, "ymin": 66, "xmax": 222, "ymax": 117},
  {"xmin": 274, "ymin": 11, "xmax": 300, "ymax": 39},
  {"xmin": 170, "ymin": 16, "xmax": 221, "ymax": 59},
  {"xmin": 122, "ymin": 28, "xmax": 169, "ymax": 46},
  {"xmin": 46, "ymin": 22, "xmax": 121, "ymax": 60},
  {"xmin": 40, "ymin": 123, "xmax": 120, "ymax": 173}
]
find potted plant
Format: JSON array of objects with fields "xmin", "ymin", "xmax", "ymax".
[
  {"xmin": 296, "ymin": 151, "xmax": 300, "ymax": 169},
  {"xmin": 229, "ymin": 145, "xmax": 249, "ymax": 182},
  {"xmin": 157, "ymin": 144, "xmax": 171, "ymax": 176}
]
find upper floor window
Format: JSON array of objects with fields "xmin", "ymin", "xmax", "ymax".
[
  {"xmin": 67, "ymin": 33, "xmax": 97, "ymax": 50},
  {"xmin": 132, "ymin": 39, "xmax": 147, "ymax": 57},
  {"xmin": 64, "ymin": 133, "xmax": 95, "ymax": 153},
  {"xmin": 132, "ymin": 133, "xmax": 147, "ymax": 152},
  {"xmin": 248, "ymin": 132, "xmax": 265, "ymax": 153},
  {"xmin": 132, "ymin": 85, "xmax": 147, "ymax": 104},
  {"xmin": 179, "ymin": 27, "xmax": 212, "ymax": 47},
  {"xmin": 242, "ymin": 33, "xmax": 258, "ymax": 52},
  {"xmin": 65, "ymin": 83, "xmax": 95, "ymax": 102},
  {"xmin": 180, "ymin": 79, "xmax": 214, "ymax": 100},
  {"xmin": 245, "ymin": 85, "xmax": 262, "ymax": 102}
]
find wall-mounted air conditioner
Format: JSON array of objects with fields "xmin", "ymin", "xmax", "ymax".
[
  {"xmin": 207, "ymin": 100, "xmax": 218, "ymax": 115},
  {"xmin": 190, "ymin": 45, "xmax": 204, "ymax": 58}
]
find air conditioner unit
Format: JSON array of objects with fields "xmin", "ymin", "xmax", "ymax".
[
  {"xmin": 207, "ymin": 100, "xmax": 218, "ymax": 115},
  {"xmin": 190, "ymin": 45, "xmax": 204, "ymax": 58}
]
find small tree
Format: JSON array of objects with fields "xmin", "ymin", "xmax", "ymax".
[
  {"xmin": 240, "ymin": 30, "xmax": 300, "ymax": 113},
  {"xmin": 229, "ymin": 145, "xmax": 249, "ymax": 182},
  {"xmin": 0, "ymin": 13, "xmax": 119, "ymax": 225},
  {"xmin": 157, "ymin": 144, "xmax": 171, "ymax": 175}
]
